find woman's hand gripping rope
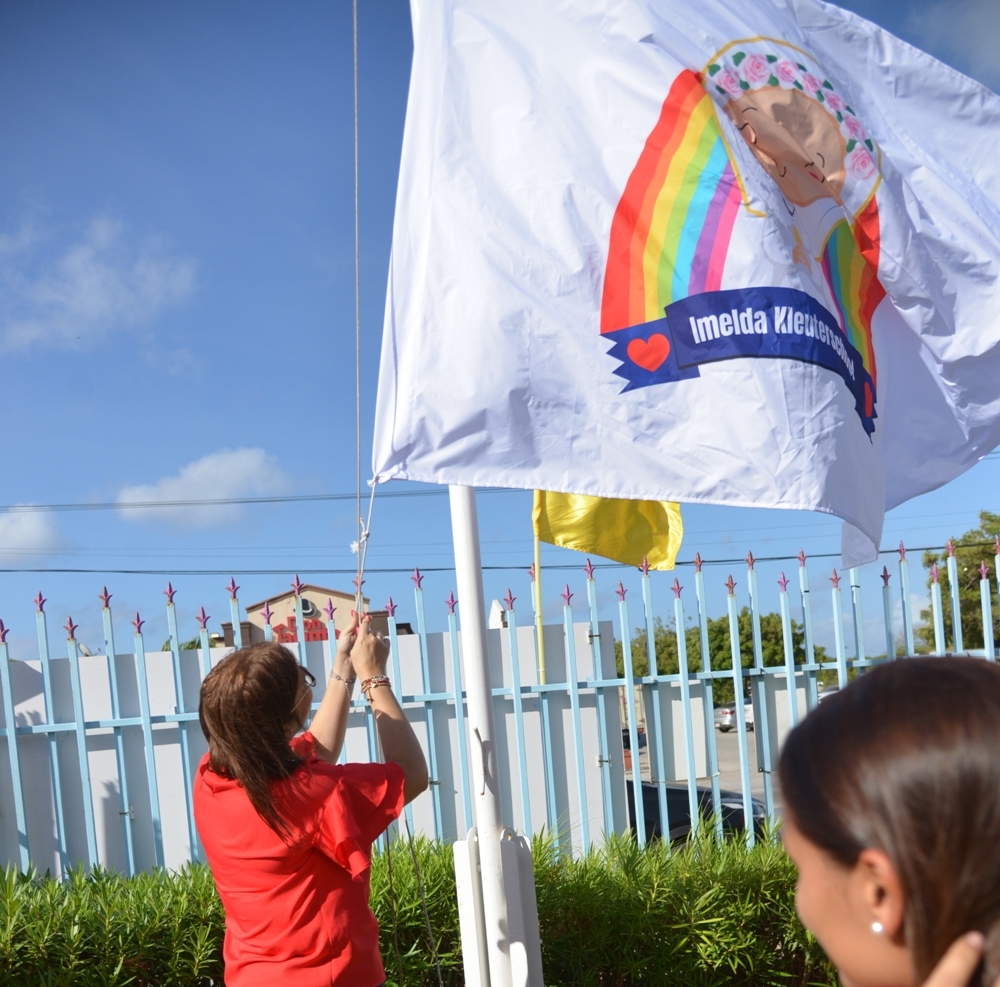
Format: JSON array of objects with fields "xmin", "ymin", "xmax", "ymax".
[{"xmin": 308, "ymin": 610, "xmax": 360, "ymax": 764}]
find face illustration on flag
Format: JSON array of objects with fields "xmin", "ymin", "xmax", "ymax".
[
  {"xmin": 375, "ymin": 0, "xmax": 1000, "ymax": 567},
  {"xmin": 602, "ymin": 40, "xmax": 884, "ymax": 435}
]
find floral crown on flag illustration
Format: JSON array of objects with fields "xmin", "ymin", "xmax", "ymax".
[{"xmin": 704, "ymin": 41, "xmax": 879, "ymax": 199}]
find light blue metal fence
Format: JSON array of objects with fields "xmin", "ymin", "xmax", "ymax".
[{"xmin": 0, "ymin": 538, "xmax": 998, "ymax": 875}]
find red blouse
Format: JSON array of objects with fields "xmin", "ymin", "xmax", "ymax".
[{"xmin": 194, "ymin": 732, "xmax": 405, "ymax": 987}]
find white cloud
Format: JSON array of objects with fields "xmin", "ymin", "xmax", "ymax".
[
  {"xmin": 117, "ymin": 448, "xmax": 290, "ymax": 528},
  {"xmin": 906, "ymin": 0, "xmax": 1000, "ymax": 91},
  {"xmin": 0, "ymin": 216, "xmax": 195, "ymax": 351},
  {"xmin": 0, "ymin": 510, "xmax": 63, "ymax": 564}
]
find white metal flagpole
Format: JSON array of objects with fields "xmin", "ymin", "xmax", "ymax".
[{"xmin": 449, "ymin": 484, "xmax": 513, "ymax": 987}]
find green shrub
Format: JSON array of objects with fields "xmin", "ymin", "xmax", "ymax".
[{"xmin": 0, "ymin": 832, "xmax": 834, "ymax": 986}]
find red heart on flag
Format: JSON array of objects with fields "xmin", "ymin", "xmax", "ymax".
[{"xmin": 627, "ymin": 333, "xmax": 670, "ymax": 372}]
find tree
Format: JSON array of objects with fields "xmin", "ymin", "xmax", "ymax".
[
  {"xmin": 614, "ymin": 607, "xmax": 826, "ymax": 705},
  {"xmin": 918, "ymin": 511, "xmax": 1000, "ymax": 653}
]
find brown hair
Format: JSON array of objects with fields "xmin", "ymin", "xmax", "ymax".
[
  {"xmin": 779, "ymin": 657, "xmax": 1000, "ymax": 986},
  {"xmin": 198, "ymin": 642, "xmax": 305, "ymax": 839}
]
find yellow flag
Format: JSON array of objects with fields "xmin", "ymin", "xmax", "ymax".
[{"xmin": 532, "ymin": 490, "xmax": 683, "ymax": 570}]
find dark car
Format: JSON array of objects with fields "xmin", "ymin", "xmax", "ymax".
[{"xmin": 626, "ymin": 779, "xmax": 766, "ymax": 843}]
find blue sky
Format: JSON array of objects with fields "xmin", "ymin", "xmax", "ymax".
[{"xmin": 0, "ymin": 0, "xmax": 997, "ymax": 659}]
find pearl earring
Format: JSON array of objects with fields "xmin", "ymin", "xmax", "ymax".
[{"xmin": 872, "ymin": 921, "xmax": 884, "ymax": 935}]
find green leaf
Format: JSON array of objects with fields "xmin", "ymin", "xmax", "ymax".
[
  {"xmin": 865, "ymin": 138, "xmax": 874, "ymax": 151},
  {"xmin": 793, "ymin": 80, "xmax": 804, "ymax": 90},
  {"xmin": 797, "ymin": 62, "xmax": 807, "ymax": 71},
  {"xmin": 846, "ymin": 139, "xmax": 857, "ymax": 153},
  {"xmin": 823, "ymin": 79, "xmax": 834, "ymax": 89},
  {"xmin": 732, "ymin": 51, "xmax": 746, "ymax": 66},
  {"xmin": 846, "ymin": 104, "xmax": 855, "ymax": 114},
  {"xmin": 716, "ymin": 84, "xmax": 727, "ymax": 95},
  {"xmin": 816, "ymin": 91, "xmax": 825, "ymax": 102},
  {"xmin": 739, "ymin": 79, "xmax": 750, "ymax": 90},
  {"xmin": 768, "ymin": 75, "xmax": 779, "ymax": 86},
  {"xmin": 836, "ymin": 111, "xmax": 844, "ymax": 122},
  {"xmin": 767, "ymin": 54, "xmax": 778, "ymax": 63},
  {"xmin": 708, "ymin": 63, "xmax": 721, "ymax": 76}
]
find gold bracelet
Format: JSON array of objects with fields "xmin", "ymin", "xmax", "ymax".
[{"xmin": 360, "ymin": 675, "xmax": 391, "ymax": 702}]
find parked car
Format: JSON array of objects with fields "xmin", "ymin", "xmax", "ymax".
[
  {"xmin": 713, "ymin": 697, "xmax": 754, "ymax": 732},
  {"xmin": 626, "ymin": 779, "xmax": 766, "ymax": 843}
]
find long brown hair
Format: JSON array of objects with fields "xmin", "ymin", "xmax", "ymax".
[
  {"xmin": 198, "ymin": 642, "xmax": 305, "ymax": 838},
  {"xmin": 779, "ymin": 657, "xmax": 1000, "ymax": 986}
]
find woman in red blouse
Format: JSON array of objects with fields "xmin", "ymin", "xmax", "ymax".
[{"xmin": 194, "ymin": 612, "xmax": 428, "ymax": 986}]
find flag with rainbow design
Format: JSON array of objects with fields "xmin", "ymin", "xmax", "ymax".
[{"xmin": 375, "ymin": 0, "xmax": 1000, "ymax": 566}]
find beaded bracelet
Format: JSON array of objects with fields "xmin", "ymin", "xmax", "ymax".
[{"xmin": 360, "ymin": 675, "xmax": 392, "ymax": 702}]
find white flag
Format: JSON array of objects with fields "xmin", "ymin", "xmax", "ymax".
[{"xmin": 373, "ymin": 0, "xmax": 1000, "ymax": 566}]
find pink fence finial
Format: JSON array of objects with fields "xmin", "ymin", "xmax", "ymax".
[
  {"xmin": 384, "ymin": 597, "xmax": 397, "ymax": 618},
  {"xmin": 746, "ymin": 551, "xmax": 755, "ymax": 570},
  {"xmin": 503, "ymin": 588, "xmax": 516, "ymax": 611},
  {"xmin": 671, "ymin": 577, "xmax": 683, "ymax": 599},
  {"xmin": 725, "ymin": 575, "xmax": 736, "ymax": 596},
  {"xmin": 445, "ymin": 591, "xmax": 458, "ymax": 615},
  {"xmin": 324, "ymin": 598, "xmax": 336, "ymax": 621},
  {"xmin": 99, "ymin": 586, "xmax": 112, "ymax": 608},
  {"xmin": 899, "ymin": 541, "xmax": 907, "ymax": 560},
  {"xmin": 33, "ymin": 592, "xmax": 46, "ymax": 613},
  {"xmin": 163, "ymin": 582, "xmax": 177, "ymax": 605},
  {"xmin": 615, "ymin": 581, "xmax": 627, "ymax": 602},
  {"xmin": 980, "ymin": 561, "xmax": 990, "ymax": 581},
  {"xmin": 412, "ymin": 567, "xmax": 424, "ymax": 590},
  {"xmin": 352, "ymin": 574, "xmax": 364, "ymax": 595},
  {"xmin": 830, "ymin": 569, "xmax": 841, "ymax": 589},
  {"xmin": 0, "ymin": 620, "xmax": 8, "ymax": 645},
  {"xmin": 693, "ymin": 552, "xmax": 703, "ymax": 573},
  {"xmin": 638, "ymin": 556, "xmax": 650, "ymax": 576},
  {"xmin": 797, "ymin": 549, "xmax": 807, "ymax": 567},
  {"xmin": 561, "ymin": 584, "xmax": 574, "ymax": 606},
  {"xmin": 292, "ymin": 574, "xmax": 304, "ymax": 597},
  {"xmin": 261, "ymin": 601, "xmax": 273, "ymax": 625},
  {"xmin": 132, "ymin": 612, "xmax": 145, "ymax": 634},
  {"xmin": 63, "ymin": 616, "xmax": 78, "ymax": 640},
  {"xmin": 528, "ymin": 563, "xmax": 536, "ymax": 583},
  {"xmin": 931, "ymin": 562, "xmax": 940, "ymax": 584},
  {"xmin": 881, "ymin": 566, "xmax": 891, "ymax": 587},
  {"xmin": 197, "ymin": 607, "xmax": 210, "ymax": 630},
  {"xmin": 778, "ymin": 572, "xmax": 789, "ymax": 593},
  {"xmin": 583, "ymin": 558, "xmax": 595, "ymax": 580},
  {"xmin": 226, "ymin": 578, "xmax": 240, "ymax": 600},
  {"xmin": 946, "ymin": 539, "xmax": 956, "ymax": 557}
]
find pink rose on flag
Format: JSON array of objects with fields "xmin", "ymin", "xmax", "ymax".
[
  {"xmin": 844, "ymin": 115, "xmax": 865, "ymax": 141},
  {"xmin": 802, "ymin": 73, "xmax": 822, "ymax": 94},
  {"xmin": 847, "ymin": 147, "xmax": 876, "ymax": 181},
  {"xmin": 775, "ymin": 59, "xmax": 798, "ymax": 84},
  {"xmin": 825, "ymin": 92, "xmax": 845, "ymax": 112},
  {"xmin": 742, "ymin": 54, "xmax": 770, "ymax": 85},
  {"xmin": 719, "ymin": 68, "xmax": 743, "ymax": 96}
]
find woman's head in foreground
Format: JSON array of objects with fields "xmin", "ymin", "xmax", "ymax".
[
  {"xmin": 779, "ymin": 657, "xmax": 1000, "ymax": 987},
  {"xmin": 199, "ymin": 642, "xmax": 315, "ymax": 836}
]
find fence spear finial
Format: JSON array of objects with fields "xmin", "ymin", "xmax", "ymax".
[
  {"xmin": 830, "ymin": 569, "xmax": 841, "ymax": 589},
  {"xmin": 980, "ymin": 561, "xmax": 990, "ymax": 580},
  {"xmin": 197, "ymin": 607, "xmax": 211, "ymax": 630},
  {"xmin": 63, "ymin": 616, "xmax": 78, "ymax": 640},
  {"xmin": 615, "ymin": 581, "xmax": 627, "ymax": 601},
  {"xmin": 503, "ymin": 588, "xmax": 516, "ymax": 611},
  {"xmin": 0, "ymin": 620, "xmax": 8, "ymax": 644},
  {"xmin": 528, "ymin": 562, "xmax": 536, "ymax": 583},
  {"xmin": 385, "ymin": 597, "xmax": 397, "ymax": 618},
  {"xmin": 946, "ymin": 539, "xmax": 956, "ymax": 557},
  {"xmin": 412, "ymin": 567, "xmax": 424, "ymax": 590},
  {"xmin": 881, "ymin": 566, "xmax": 891, "ymax": 586},
  {"xmin": 797, "ymin": 549, "xmax": 807, "ymax": 566},
  {"xmin": 99, "ymin": 587, "xmax": 112, "ymax": 608},
  {"xmin": 445, "ymin": 591, "xmax": 457, "ymax": 615},
  {"xmin": 163, "ymin": 582, "xmax": 177, "ymax": 605},
  {"xmin": 132, "ymin": 612, "xmax": 144, "ymax": 634},
  {"xmin": 583, "ymin": 558, "xmax": 595, "ymax": 580},
  {"xmin": 671, "ymin": 577, "xmax": 683, "ymax": 598},
  {"xmin": 324, "ymin": 598, "xmax": 336, "ymax": 621},
  {"xmin": 899, "ymin": 541, "xmax": 907, "ymax": 560},
  {"xmin": 746, "ymin": 551, "xmax": 755, "ymax": 570},
  {"xmin": 638, "ymin": 556, "xmax": 650, "ymax": 576},
  {"xmin": 226, "ymin": 578, "xmax": 240, "ymax": 600},
  {"xmin": 778, "ymin": 572, "xmax": 789, "ymax": 592},
  {"xmin": 291, "ymin": 575, "xmax": 304, "ymax": 596},
  {"xmin": 33, "ymin": 592, "xmax": 46, "ymax": 613},
  {"xmin": 725, "ymin": 575, "xmax": 736, "ymax": 596},
  {"xmin": 693, "ymin": 552, "xmax": 703, "ymax": 573},
  {"xmin": 561, "ymin": 584, "xmax": 573, "ymax": 606},
  {"xmin": 931, "ymin": 562, "xmax": 940, "ymax": 583}
]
